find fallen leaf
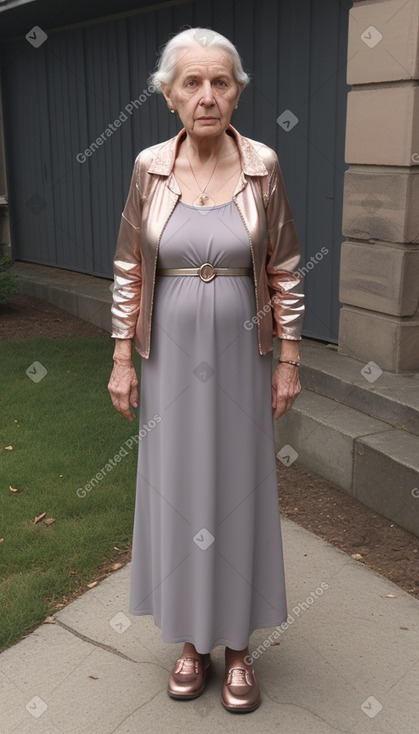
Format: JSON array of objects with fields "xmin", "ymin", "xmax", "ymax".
[
  {"xmin": 87, "ymin": 581, "xmax": 98, "ymax": 588},
  {"xmin": 55, "ymin": 603, "xmax": 65, "ymax": 609},
  {"xmin": 9, "ymin": 485, "xmax": 21, "ymax": 493},
  {"xmin": 351, "ymin": 553, "xmax": 363, "ymax": 561},
  {"xmin": 4, "ymin": 445, "xmax": 13, "ymax": 450},
  {"xmin": 271, "ymin": 641, "xmax": 281, "ymax": 646},
  {"xmin": 111, "ymin": 562, "xmax": 123, "ymax": 571},
  {"xmin": 400, "ymin": 626, "xmax": 409, "ymax": 630},
  {"xmin": 384, "ymin": 593, "xmax": 397, "ymax": 598},
  {"xmin": 88, "ymin": 675, "xmax": 98, "ymax": 679},
  {"xmin": 34, "ymin": 512, "xmax": 47, "ymax": 524},
  {"xmin": 44, "ymin": 518, "xmax": 56, "ymax": 526},
  {"xmin": 43, "ymin": 616, "xmax": 56, "ymax": 624},
  {"xmin": 0, "ymin": 538, "xmax": 4, "ymax": 544}
]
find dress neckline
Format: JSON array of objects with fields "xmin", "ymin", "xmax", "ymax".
[{"xmin": 178, "ymin": 200, "xmax": 234, "ymax": 210}]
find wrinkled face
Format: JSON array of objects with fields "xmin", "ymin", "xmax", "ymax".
[{"xmin": 161, "ymin": 46, "xmax": 243, "ymax": 137}]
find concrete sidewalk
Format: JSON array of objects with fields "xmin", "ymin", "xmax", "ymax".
[{"xmin": 1, "ymin": 518, "xmax": 418, "ymax": 734}]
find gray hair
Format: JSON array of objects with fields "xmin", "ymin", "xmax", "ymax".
[{"xmin": 149, "ymin": 27, "xmax": 250, "ymax": 91}]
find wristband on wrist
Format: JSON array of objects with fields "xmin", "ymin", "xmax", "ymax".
[{"xmin": 278, "ymin": 359, "xmax": 300, "ymax": 367}]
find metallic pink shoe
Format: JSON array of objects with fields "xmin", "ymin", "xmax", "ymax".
[
  {"xmin": 167, "ymin": 653, "xmax": 211, "ymax": 699},
  {"xmin": 221, "ymin": 665, "xmax": 261, "ymax": 712}
]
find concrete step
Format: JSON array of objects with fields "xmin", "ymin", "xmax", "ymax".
[
  {"xmin": 297, "ymin": 338, "xmax": 419, "ymax": 436},
  {"xmin": 11, "ymin": 261, "xmax": 112, "ymax": 333},
  {"xmin": 274, "ymin": 389, "xmax": 419, "ymax": 536}
]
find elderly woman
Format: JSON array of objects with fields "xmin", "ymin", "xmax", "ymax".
[{"xmin": 108, "ymin": 27, "xmax": 304, "ymax": 713}]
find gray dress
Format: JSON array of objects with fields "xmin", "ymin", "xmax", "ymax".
[{"xmin": 129, "ymin": 200, "xmax": 288, "ymax": 654}]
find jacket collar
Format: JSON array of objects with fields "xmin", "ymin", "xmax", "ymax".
[{"xmin": 147, "ymin": 124, "xmax": 269, "ymax": 177}]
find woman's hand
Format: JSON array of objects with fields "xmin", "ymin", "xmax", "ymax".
[
  {"xmin": 271, "ymin": 362, "xmax": 301, "ymax": 420},
  {"xmin": 108, "ymin": 360, "xmax": 139, "ymax": 421}
]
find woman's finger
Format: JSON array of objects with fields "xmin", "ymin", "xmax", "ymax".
[
  {"xmin": 271, "ymin": 383, "xmax": 277, "ymax": 413},
  {"xmin": 130, "ymin": 381, "xmax": 139, "ymax": 408}
]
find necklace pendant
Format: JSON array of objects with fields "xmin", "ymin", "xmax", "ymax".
[{"xmin": 199, "ymin": 193, "xmax": 209, "ymax": 205}]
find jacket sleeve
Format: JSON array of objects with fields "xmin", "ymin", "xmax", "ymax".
[
  {"xmin": 265, "ymin": 155, "xmax": 305, "ymax": 340},
  {"xmin": 110, "ymin": 156, "xmax": 142, "ymax": 339}
]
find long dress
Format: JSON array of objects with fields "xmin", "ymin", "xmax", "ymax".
[{"xmin": 128, "ymin": 199, "xmax": 288, "ymax": 654}]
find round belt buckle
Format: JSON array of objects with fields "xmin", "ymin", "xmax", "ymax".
[{"xmin": 199, "ymin": 263, "xmax": 216, "ymax": 282}]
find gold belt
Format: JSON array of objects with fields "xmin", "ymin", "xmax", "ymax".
[{"xmin": 157, "ymin": 263, "xmax": 252, "ymax": 283}]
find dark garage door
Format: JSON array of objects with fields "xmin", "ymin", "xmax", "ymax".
[{"xmin": 0, "ymin": 0, "xmax": 352, "ymax": 342}]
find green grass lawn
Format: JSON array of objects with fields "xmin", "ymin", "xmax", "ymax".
[{"xmin": 0, "ymin": 336, "xmax": 141, "ymax": 653}]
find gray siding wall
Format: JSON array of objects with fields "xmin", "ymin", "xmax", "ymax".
[{"xmin": 0, "ymin": 0, "xmax": 351, "ymax": 341}]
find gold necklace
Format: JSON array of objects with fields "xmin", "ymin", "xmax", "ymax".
[{"xmin": 186, "ymin": 151, "xmax": 220, "ymax": 205}]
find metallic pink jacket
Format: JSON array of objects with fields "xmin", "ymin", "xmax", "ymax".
[{"xmin": 111, "ymin": 124, "xmax": 305, "ymax": 358}]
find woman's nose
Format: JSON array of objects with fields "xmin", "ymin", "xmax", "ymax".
[{"xmin": 199, "ymin": 81, "xmax": 215, "ymax": 105}]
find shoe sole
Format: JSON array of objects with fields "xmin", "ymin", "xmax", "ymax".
[{"xmin": 220, "ymin": 695, "xmax": 262, "ymax": 713}]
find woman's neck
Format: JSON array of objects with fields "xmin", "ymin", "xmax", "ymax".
[{"xmin": 182, "ymin": 129, "xmax": 234, "ymax": 163}]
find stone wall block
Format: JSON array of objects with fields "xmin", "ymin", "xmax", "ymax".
[
  {"xmin": 342, "ymin": 167, "xmax": 419, "ymax": 244},
  {"xmin": 338, "ymin": 306, "xmax": 419, "ymax": 372},
  {"xmin": 348, "ymin": 0, "xmax": 419, "ymax": 84},
  {"xmin": 345, "ymin": 84, "xmax": 419, "ymax": 166},
  {"xmin": 339, "ymin": 240, "xmax": 419, "ymax": 316}
]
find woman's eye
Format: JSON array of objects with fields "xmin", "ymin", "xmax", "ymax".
[{"xmin": 184, "ymin": 79, "xmax": 227, "ymax": 88}]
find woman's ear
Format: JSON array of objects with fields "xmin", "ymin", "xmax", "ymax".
[
  {"xmin": 160, "ymin": 83, "xmax": 173, "ymax": 112},
  {"xmin": 235, "ymin": 82, "xmax": 246, "ymax": 107}
]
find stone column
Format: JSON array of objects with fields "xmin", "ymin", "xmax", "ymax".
[{"xmin": 338, "ymin": 0, "xmax": 419, "ymax": 372}]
